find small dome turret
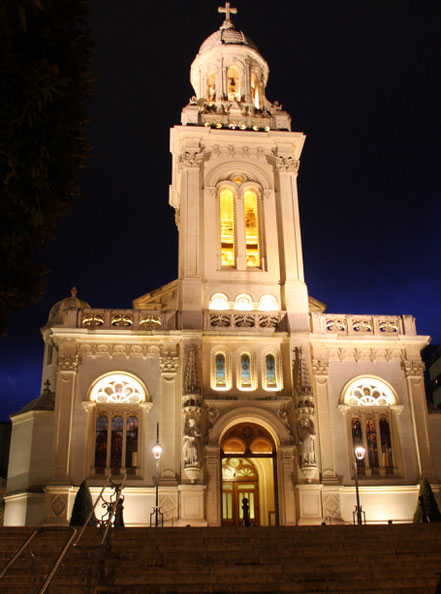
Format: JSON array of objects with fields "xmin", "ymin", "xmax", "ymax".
[
  {"xmin": 47, "ymin": 287, "xmax": 90, "ymax": 326},
  {"xmin": 182, "ymin": 4, "xmax": 292, "ymax": 132}
]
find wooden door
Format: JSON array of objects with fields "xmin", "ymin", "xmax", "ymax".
[{"xmin": 222, "ymin": 481, "xmax": 259, "ymax": 526}]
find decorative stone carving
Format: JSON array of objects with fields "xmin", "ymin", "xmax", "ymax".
[
  {"xmin": 275, "ymin": 155, "xmax": 300, "ymax": 173},
  {"xmin": 293, "ymin": 347, "xmax": 317, "ymax": 483},
  {"xmin": 312, "ymin": 360, "xmax": 329, "ymax": 377},
  {"xmin": 160, "ymin": 356, "xmax": 180, "ymax": 375},
  {"xmin": 49, "ymin": 494, "xmax": 67, "ymax": 518},
  {"xmin": 178, "ymin": 150, "xmax": 204, "ymax": 170},
  {"xmin": 183, "ymin": 416, "xmax": 202, "ymax": 483},
  {"xmin": 322, "ymin": 492, "xmax": 342, "ymax": 522},
  {"xmin": 57, "ymin": 354, "xmax": 80, "ymax": 371},
  {"xmin": 401, "ymin": 360, "xmax": 425, "ymax": 378}
]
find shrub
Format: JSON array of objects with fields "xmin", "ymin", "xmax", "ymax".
[
  {"xmin": 70, "ymin": 480, "xmax": 97, "ymax": 526},
  {"xmin": 413, "ymin": 476, "xmax": 441, "ymax": 523}
]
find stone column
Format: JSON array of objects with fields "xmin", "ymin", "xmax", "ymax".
[
  {"xmin": 52, "ymin": 354, "xmax": 80, "ymax": 484},
  {"xmin": 402, "ymin": 360, "xmax": 434, "ymax": 479},
  {"xmin": 277, "ymin": 445, "xmax": 296, "ymax": 525},
  {"xmin": 312, "ymin": 360, "xmax": 339, "ymax": 484},
  {"xmin": 205, "ymin": 445, "xmax": 221, "ymax": 526},
  {"xmin": 159, "ymin": 355, "xmax": 180, "ymax": 485}
]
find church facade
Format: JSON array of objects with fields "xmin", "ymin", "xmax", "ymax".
[{"xmin": 5, "ymin": 6, "xmax": 441, "ymax": 527}]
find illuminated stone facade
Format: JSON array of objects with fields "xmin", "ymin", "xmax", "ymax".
[{"xmin": 4, "ymin": 6, "xmax": 441, "ymax": 527}]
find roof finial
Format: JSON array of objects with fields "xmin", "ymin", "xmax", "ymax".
[
  {"xmin": 71, "ymin": 287, "xmax": 78, "ymax": 298},
  {"xmin": 218, "ymin": 2, "xmax": 237, "ymax": 24}
]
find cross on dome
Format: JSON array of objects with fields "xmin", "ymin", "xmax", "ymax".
[{"xmin": 218, "ymin": 2, "xmax": 237, "ymax": 23}]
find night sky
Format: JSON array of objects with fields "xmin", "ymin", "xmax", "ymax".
[{"xmin": 1, "ymin": 0, "xmax": 440, "ymax": 421}]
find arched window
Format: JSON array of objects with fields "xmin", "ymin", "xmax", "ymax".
[
  {"xmin": 243, "ymin": 189, "xmax": 260, "ymax": 267},
  {"xmin": 251, "ymin": 72, "xmax": 261, "ymax": 109},
  {"xmin": 207, "ymin": 71, "xmax": 216, "ymax": 104},
  {"xmin": 209, "ymin": 292, "xmax": 229, "ymax": 310},
  {"xmin": 262, "ymin": 350, "xmax": 283, "ymax": 391},
  {"xmin": 227, "ymin": 65, "xmax": 240, "ymax": 101},
  {"xmin": 342, "ymin": 377, "xmax": 399, "ymax": 477},
  {"xmin": 237, "ymin": 350, "xmax": 256, "ymax": 391},
  {"xmin": 88, "ymin": 373, "xmax": 147, "ymax": 476},
  {"xmin": 219, "ymin": 187, "xmax": 235, "ymax": 267},
  {"xmin": 211, "ymin": 348, "xmax": 232, "ymax": 391}
]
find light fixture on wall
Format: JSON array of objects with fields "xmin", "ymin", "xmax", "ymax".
[{"xmin": 354, "ymin": 445, "xmax": 366, "ymax": 525}]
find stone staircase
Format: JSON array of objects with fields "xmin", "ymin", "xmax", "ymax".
[{"xmin": 1, "ymin": 524, "xmax": 441, "ymax": 592}]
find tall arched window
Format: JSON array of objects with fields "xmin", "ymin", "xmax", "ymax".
[
  {"xmin": 342, "ymin": 377, "xmax": 399, "ymax": 477},
  {"xmin": 207, "ymin": 71, "xmax": 216, "ymax": 104},
  {"xmin": 211, "ymin": 348, "xmax": 232, "ymax": 391},
  {"xmin": 219, "ymin": 187, "xmax": 235, "ymax": 267},
  {"xmin": 227, "ymin": 65, "xmax": 240, "ymax": 101},
  {"xmin": 262, "ymin": 350, "xmax": 283, "ymax": 391},
  {"xmin": 88, "ymin": 373, "xmax": 148, "ymax": 476},
  {"xmin": 251, "ymin": 72, "xmax": 261, "ymax": 109},
  {"xmin": 243, "ymin": 189, "xmax": 260, "ymax": 267},
  {"xmin": 237, "ymin": 350, "xmax": 256, "ymax": 391}
]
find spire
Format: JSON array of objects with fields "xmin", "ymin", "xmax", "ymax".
[
  {"xmin": 183, "ymin": 346, "xmax": 201, "ymax": 395},
  {"xmin": 294, "ymin": 347, "xmax": 312, "ymax": 397}
]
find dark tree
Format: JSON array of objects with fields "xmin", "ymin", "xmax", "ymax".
[
  {"xmin": 0, "ymin": 0, "xmax": 94, "ymax": 335},
  {"xmin": 70, "ymin": 479, "xmax": 97, "ymax": 526},
  {"xmin": 413, "ymin": 476, "xmax": 441, "ymax": 523}
]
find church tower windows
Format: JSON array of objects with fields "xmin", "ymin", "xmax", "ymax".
[
  {"xmin": 262, "ymin": 349, "xmax": 283, "ymax": 391},
  {"xmin": 211, "ymin": 348, "xmax": 232, "ymax": 391},
  {"xmin": 227, "ymin": 65, "xmax": 240, "ymax": 101},
  {"xmin": 250, "ymin": 72, "xmax": 261, "ymax": 109},
  {"xmin": 243, "ymin": 188, "xmax": 260, "ymax": 267},
  {"xmin": 218, "ymin": 182, "xmax": 263, "ymax": 270},
  {"xmin": 219, "ymin": 186, "xmax": 236, "ymax": 267},
  {"xmin": 237, "ymin": 350, "xmax": 256, "ymax": 391},
  {"xmin": 207, "ymin": 71, "xmax": 216, "ymax": 104}
]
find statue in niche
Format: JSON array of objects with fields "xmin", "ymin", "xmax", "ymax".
[
  {"xmin": 297, "ymin": 417, "xmax": 316, "ymax": 466},
  {"xmin": 183, "ymin": 417, "xmax": 201, "ymax": 467}
]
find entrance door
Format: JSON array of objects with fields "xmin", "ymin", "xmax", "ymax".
[{"xmin": 222, "ymin": 480, "xmax": 259, "ymax": 526}]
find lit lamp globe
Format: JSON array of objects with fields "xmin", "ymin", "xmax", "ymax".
[
  {"xmin": 355, "ymin": 445, "xmax": 366, "ymax": 461},
  {"xmin": 153, "ymin": 442, "xmax": 163, "ymax": 461}
]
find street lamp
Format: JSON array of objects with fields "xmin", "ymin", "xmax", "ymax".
[
  {"xmin": 354, "ymin": 445, "xmax": 366, "ymax": 525},
  {"xmin": 151, "ymin": 422, "xmax": 163, "ymax": 527}
]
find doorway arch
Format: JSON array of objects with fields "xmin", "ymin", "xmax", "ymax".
[{"xmin": 221, "ymin": 422, "xmax": 277, "ymax": 526}]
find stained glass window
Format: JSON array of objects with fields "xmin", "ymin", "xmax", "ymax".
[
  {"xmin": 380, "ymin": 416, "xmax": 393, "ymax": 472},
  {"xmin": 110, "ymin": 416, "xmax": 123, "ymax": 469},
  {"xmin": 94, "ymin": 415, "xmax": 108, "ymax": 472},
  {"xmin": 220, "ymin": 188, "xmax": 235, "ymax": 267},
  {"xmin": 240, "ymin": 353, "xmax": 251, "ymax": 388},
  {"xmin": 366, "ymin": 416, "xmax": 379, "ymax": 472},
  {"xmin": 125, "ymin": 415, "xmax": 138, "ymax": 472},
  {"xmin": 244, "ymin": 189, "xmax": 260, "ymax": 267},
  {"xmin": 266, "ymin": 354, "xmax": 276, "ymax": 387},
  {"xmin": 215, "ymin": 353, "xmax": 226, "ymax": 387}
]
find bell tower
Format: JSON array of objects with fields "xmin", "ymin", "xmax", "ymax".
[{"xmin": 170, "ymin": 4, "xmax": 308, "ymax": 331}]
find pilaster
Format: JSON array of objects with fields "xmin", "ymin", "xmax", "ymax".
[
  {"xmin": 401, "ymin": 360, "xmax": 434, "ymax": 479},
  {"xmin": 205, "ymin": 445, "xmax": 221, "ymax": 526},
  {"xmin": 52, "ymin": 353, "xmax": 80, "ymax": 484},
  {"xmin": 312, "ymin": 360, "xmax": 339, "ymax": 485},
  {"xmin": 277, "ymin": 445, "xmax": 297, "ymax": 525},
  {"xmin": 159, "ymin": 354, "xmax": 180, "ymax": 485}
]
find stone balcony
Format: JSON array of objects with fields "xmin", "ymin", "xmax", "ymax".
[
  {"xmin": 52, "ymin": 308, "xmax": 177, "ymax": 331},
  {"xmin": 203, "ymin": 309, "xmax": 286, "ymax": 331},
  {"xmin": 310, "ymin": 313, "xmax": 417, "ymax": 337}
]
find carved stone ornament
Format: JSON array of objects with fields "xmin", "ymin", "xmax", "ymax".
[
  {"xmin": 178, "ymin": 150, "xmax": 204, "ymax": 171},
  {"xmin": 401, "ymin": 360, "xmax": 425, "ymax": 378},
  {"xmin": 57, "ymin": 354, "xmax": 80, "ymax": 371},
  {"xmin": 312, "ymin": 360, "xmax": 329, "ymax": 377},
  {"xmin": 159, "ymin": 356, "xmax": 180, "ymax": 375},
  {"xmin": 275, "ymin": 155, "xmax": 300, "ymax": 174}
]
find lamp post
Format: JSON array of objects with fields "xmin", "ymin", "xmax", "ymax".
[
  {"xmin": 354, "ymin": 445, "xmax": 366, "ymax": 525},
  {"xmin": 152, "ymin": 422, "xmax": 163, "ymax": 527}
]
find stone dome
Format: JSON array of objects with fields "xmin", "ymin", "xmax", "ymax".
[
  {"xmin": 199, "ymin": 20, "xmax": 258, "ymax": 55},
  {"xmin": 47, "ymin": 287, "xmax": 90, "ymax": 325}
]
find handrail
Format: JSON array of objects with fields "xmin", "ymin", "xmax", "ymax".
[
  {"xmin": 0, "ymin": 526, "xmax": 77, "ymax": 591},
  {"xmin": 0, "ymin": 475, "xmax": 126, "ymax": 592}
]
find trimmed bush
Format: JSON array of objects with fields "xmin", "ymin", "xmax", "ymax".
[
  {"xmin": 70, "ymin": 480, "xmax": 97, "ymax": 526},
  {"xmin": 413, "ymin": 476, "xmax": 441, "ymax": 523}
]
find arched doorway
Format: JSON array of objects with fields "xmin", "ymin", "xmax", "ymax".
[{"xmin": 221, "ymin": 422, "xmax": 277, "ymax": 526}]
